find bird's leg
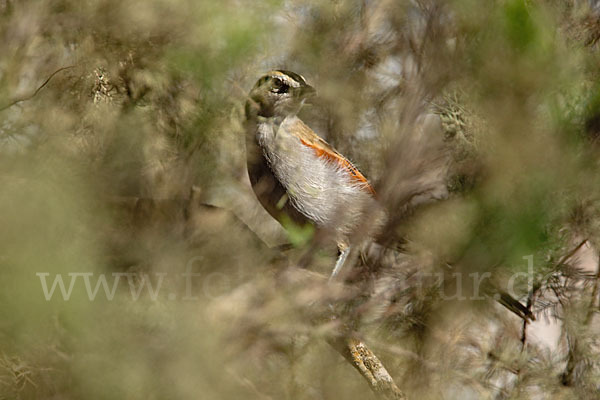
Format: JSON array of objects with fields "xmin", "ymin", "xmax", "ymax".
[{"xmin": 329, "ymin": 244, "xmax": 351, "ymax": 283}]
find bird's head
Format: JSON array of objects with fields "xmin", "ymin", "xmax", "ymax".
[{"xmin": 245, "ymin": 70, "xmax": 315, "ymax": 120}]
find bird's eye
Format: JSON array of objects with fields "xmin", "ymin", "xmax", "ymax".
[{"xmin": 271, "ymin": 78, "xmax": 289, "ymax": 94}]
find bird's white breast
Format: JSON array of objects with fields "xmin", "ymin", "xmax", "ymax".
[{"xmin": 255, "ymin": 115, "xmax": 379, "ymax": 239}]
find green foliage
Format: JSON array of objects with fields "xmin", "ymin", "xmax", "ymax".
[
  {"xmin": 503, "ymin": 0, "xmax": 538, "ymax": 52},
  {"xmin": 280, "ymin": 215, "xmax": 315, "ymax": 248}
]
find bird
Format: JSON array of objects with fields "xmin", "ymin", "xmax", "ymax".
[
  {"xmin": 244, "ymin": 70, "xmax": 384, "ymax": 280},
  {"xmin": 243, "ymin": 70, "xmax": 534, "ymax": 320}
]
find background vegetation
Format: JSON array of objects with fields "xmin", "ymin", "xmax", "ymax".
[{"xmin": 2, "ymin": 0, "xmax": 600, "ymax": 398}]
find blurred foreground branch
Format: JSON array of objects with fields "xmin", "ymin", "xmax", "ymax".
[{"xmin": 107, "ymin": 194, "xmax": 407, "ymax": 398}]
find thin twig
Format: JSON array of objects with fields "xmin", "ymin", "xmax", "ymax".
[
  {"xmin": 521, "ymin": 238, "xmax": 589, "ymax": 349},
  {"xmin": 584, "ymin": 254, "xmax": 600, "ymax": 326},
  {"xmin": 557, "ymin": 239, "xmax": 588, "ymax": 269},
  {"xmin": 0, "ymin": 66, "xmax": 75, "ymax": 112}
]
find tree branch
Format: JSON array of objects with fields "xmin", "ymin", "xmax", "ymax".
[{"xmin": 328, "ymin": 337, "xmax": 407, "ymax": 400}]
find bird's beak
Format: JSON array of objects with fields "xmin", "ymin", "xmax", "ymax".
[{"xmin": 300, "ymin": 84, "xmax": 316, "ymax": 99}]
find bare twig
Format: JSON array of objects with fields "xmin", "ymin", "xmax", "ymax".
[
  {"xmin": 521, "ymin": 238, "xmax": 589, "ymax": 349},
  {"xmin": 328, "ymin": 337, "xmax": 407, "ymax": 400},
  {"xmin": 557, "ymin": 239, "xmax": 589, "ymax": 270},
  {"xmin": 0, "ymin": 66, "xmax": 75, "ymax": 112},
  {"xmin": 584, "ymin": 254, "xmax": 600, "ymax": 325}
]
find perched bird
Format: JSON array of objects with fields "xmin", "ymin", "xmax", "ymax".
[
  {"xmin": 243, "ymin": 70, "xmax": 534, "ymax": 320},
  {"xmin": 244, "ymin": 70, "xmax": 383, "ymax": 279}
]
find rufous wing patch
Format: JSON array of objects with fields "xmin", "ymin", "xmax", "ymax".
[{"xmin": 292, "ymin": 119, "xmax": 375, "ymax": 195}]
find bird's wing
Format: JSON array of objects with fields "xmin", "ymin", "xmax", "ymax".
[{"xmin": 292, "ymin": 118, "xmax": 375, "ymax": 194}]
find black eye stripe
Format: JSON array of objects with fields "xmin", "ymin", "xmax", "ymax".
[{"xmin": 271, "ymin": 78, "xmax": 289, "ymax": 93}]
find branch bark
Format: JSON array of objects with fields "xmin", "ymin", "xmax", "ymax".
[{"xmin": 328, "ymin": 337, "xmax": 407, "ymax": 400}]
